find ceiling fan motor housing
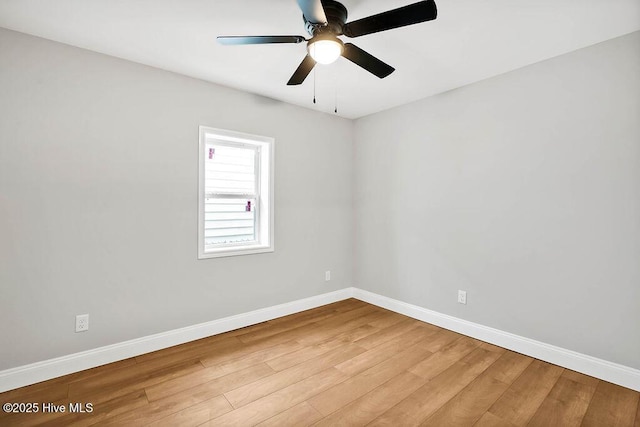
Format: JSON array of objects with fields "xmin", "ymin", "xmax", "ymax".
[{"xmin": 304, "ymin": 0, "xmax": 348, "ymax": 36}]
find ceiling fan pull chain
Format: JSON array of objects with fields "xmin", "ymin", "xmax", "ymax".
[
  {"xmin": 313, "ymin": 68, "xmax": 317, "ymax": 104},
  {"xmin": 334, "ymin": 85, "xmax": 338, "ymax": 113}
]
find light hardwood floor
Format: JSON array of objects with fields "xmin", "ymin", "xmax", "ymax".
[{"xmin": 1, "ymin": 299, "xmax": 638, "ymax": 426}]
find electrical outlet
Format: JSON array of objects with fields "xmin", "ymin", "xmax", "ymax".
[
  {"xmin": 75, "ymin": 314, "xmax": 89, "ymax": 332},
  {"xmin": 457, "ymin": 290, "xmax": 467, "ymax": 305},
  {"xmin": 325, "ymin": 271, "xmax": 331, "ymax": 281}
]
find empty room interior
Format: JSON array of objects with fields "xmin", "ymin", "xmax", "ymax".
[{"xmin": 1, "ymin": 0, "xmax": 639, "ymax": 425}]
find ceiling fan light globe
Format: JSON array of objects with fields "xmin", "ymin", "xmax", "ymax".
[{"xmin": 308, "ymin": 39, "xmax": 343, "ymax": 64}]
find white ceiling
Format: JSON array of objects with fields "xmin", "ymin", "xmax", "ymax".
[{"xmin": 1, "ymin": 0, "xmax": 639, "ymax": 119}]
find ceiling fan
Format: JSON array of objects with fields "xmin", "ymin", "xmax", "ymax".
[{"xmin": 217, "ymin": 0, "xmax": 437, "ymax": 85}]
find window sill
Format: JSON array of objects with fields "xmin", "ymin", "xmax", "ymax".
[{"xmin": 198, "ymin": 244, "xmax": 274, "ymax": 259}]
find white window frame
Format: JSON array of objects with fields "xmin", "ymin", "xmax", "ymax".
[{"xmin": 198, "ymin": 126, "xmax": 274, "ymax": 259}]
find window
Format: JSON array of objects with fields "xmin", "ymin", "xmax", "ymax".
[{"xmin": 198, "ymin": 126, "xmax": 274, "ymax": 258}]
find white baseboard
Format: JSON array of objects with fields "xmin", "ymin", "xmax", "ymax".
[
  {"xmin": 351, "ymin": 288, "xmax": 640, "ymax": 392},
  {"xmin": 2, "ymin": 286, "xmax": 639, "ymax": 393},
  {"xmin": 0, "ymin": 288, "xmax": 354, "ymax": 393}
]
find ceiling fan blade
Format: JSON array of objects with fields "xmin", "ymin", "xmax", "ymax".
[
  {"xmin": 217, "ymin": 35, "xmax": 306, "ymax": 45},
  {"xmin": 287, "ymin": 55, "xmax": 317, "ymax": 85},
  {"xmin": 342, "ymin": 0, "xmax": 437, "ymax": 38},
  {"xmin": 342, "ymin": 43, "xmax": 394, "ymax": 79},
  {"xmin": 296, "ymin": 0, "xmax": 327, "ymax": 24}
]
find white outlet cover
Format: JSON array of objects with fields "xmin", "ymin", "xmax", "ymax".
[
  {"xmin": 325, "ymin": 271, "xmax": 331, "ymax": 281},
  {"xmin": 75, "ymin": 314, "xmax": 89, "ymax": 332},
  {"xmin": 457, "ymin": 290, "xmax": 467, "ymax": 305}
]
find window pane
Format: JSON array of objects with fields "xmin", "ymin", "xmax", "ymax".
[
  {"xmin": 204, "ymin": 145, "xmax": 256, "ymax": 194},
  {"xmin": 204, "ymin": 198, "xmax": 256, "ymax": 246}
]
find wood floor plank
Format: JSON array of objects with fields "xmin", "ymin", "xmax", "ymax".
[
  {"xmin": 479, "ymin": 341, "xmax": 506, "ymax": 353},
  {"xmin": 409, "ymin": 336, "xmax": 480, "ymax": 380},
  {"xmin": 327, "ymin": 323, "xmax": 381, "ymax": 343},
  {"xmin": 486, "ymin": 359, "xmax": 564, "ymax": 426},
  {"xmin": 295, "ymin": 310, "xmax": 388, "ymax": 346},
  {"xmin": 353, "ymin": 318, "xmax": 427, "ymax": 350},
  {"xmin": 326, "ymin": 298, "xmax": 370, "ymax": 312},
  {"xmin": 39, "ymin": 388, "xmax": 147, "ymax": 427},
  {"xmin": 235, "ymin": 309, "xmax": 341, "ymax": 344},
  {"xmin": 1, "ymin": 367, "xmax": 190, "ymax": 425},
  {"xmin": 51, "ymin": 389, "xmax": 148, "ymax": 427},
  {"xmin": 635, "ymin": 396, "xmax": 640, "ymax": 427},
  {"xmin": 199, "ymin": 339, "xmax": 304, "ymax": 375},
  {"xmin": 66, "ymin": 357, "xmax": 139, "ymax": 380},
  {"xmin": 145, "ymin": 360, "xmax": 274, "ymax": 402},
  {"xmin": 224, "ymin": 344, "xmax": 366, "ymax": 409},
  {"xmin": 421, "ymin": 377, "xmax": 507, "ymax": 427},
  {"xmin": 581, "ymin": 380, "xmax": 639, "ymax": 427},
  {"xmin": 263, "ymin": 301, "xmax": 343, "ymax": 325},
  {"xmin": 366, "ymin": 310, "xmax": 409, "ymax": 330},
  {"xmin": 0, "ymin": 381, "xmax": 69, "ymax": 412},
  {"xmin": 312, "ymin": 371, "xmax": 426, "ymax": 426},
  {"xmin": 231, "ymin": 301, "xmax": 351, "ymax": 341},
  {"xmin": 421, "ymin": 350, "xmax": 532, "ymax": 426},
  {"xmin": 308, "ymin": 341, "xmax": 433, "ymax": 416},
  {"xmin": 196, "ymin": 335, "xmax": 302, "ymax": 369},
  {"xmin": 101, "ymin": 363, "xmax": 273, "ymax": 426},
  {"xmin": 0, "ymin": 389, "xmax": 147, "ymax": 427},
  {"xmin": 420, "ymin": 328, "xmax": 467, "ymax": 353},
  {"xmin": 265, "ymin": 337, "xmax": 347, "ymax": 372},
  {"xmin": 186, "ymin": 315, "xmax": 344, "ymax": 370},
  {"xmin": 69, "ymin": 358, "xmax": 205, "ymax": 401},
  {"xmin": 296, "ymin": 305, "xmax": 379, "ymax": 334},
  {"xmin": 561, "ymin": 369, "xmax": 599, "ymax": 388},
  {"xmin": 488, "ymin": 351, "xmax": 533, "ymax": 385},
  {"xmin": 128, "ymin": 339, "xmax": 248, "ymax": 380},
  {"xmin": 527, "ymin": 375, "xmax": 597, "ymax": 427},
  {"xmin": 473, "ymin": 411, "xmax": 517, "ymax": 427},
  {"xmin": 261, "ymin": 318, "xmax": 381, "ymax": 375},
  {"xmin": 335, "ymin": 325, "xmax": 438, "ymax": 377},
  {"xmin": 370, "ymin": 347, "xmax": 502, "ymax": 426},
  {"xmin": 146, "ymin": 395, "xmax": 232, "ymax": 427},
  {"xmin": 69, "ymin": 359, "xmax": 204, "ymax": 397},
  {"xmin": 207, "ymin": 368, "xmax": 349, "ymax": 426},
  {"xmin": 256, "ymin": 402, "xmax": 323, "ymax": 427},
  {"xmin": 0, "ymin": 396, "xmax": 70, "ymax": 426},
  {"xmin": 224, "ymin": 308, "xmax": 378, "ymax": 355}
]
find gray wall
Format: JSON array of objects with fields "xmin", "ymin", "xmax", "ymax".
[
  {"xmin": 354, "ymin": 31, "xmax": 640, "ymax": 369},
  {"xmin": 0, "ymin": 28, "xmax": 353, "ymax": 370}
]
